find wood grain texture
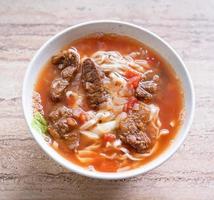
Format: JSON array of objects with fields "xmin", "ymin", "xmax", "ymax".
[{"xmin": 0, "ymin": 0, "xmax": 214, "ymax": 199}]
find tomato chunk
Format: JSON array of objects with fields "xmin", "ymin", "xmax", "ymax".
[
  {"xmin": 125, "ymin": 69, "xmax": 139, "ymax": 79},
  {"xmin": 103, "ymin": 133, "xmax": 116, "ymax": 142},
  {"xmin": 128, "ymin": 75, "xmax": 141, "ymax": 89},
  {"xmin": 79, "ymin": 112, "xmax": 87, "ymax": 125},
  {"xmin": 124, "ymin": 97, "xmax": 138, "ymax": 112},
  {"xmin": 125, "ymin": 70, "xmax": 141, "ymax": 89}
]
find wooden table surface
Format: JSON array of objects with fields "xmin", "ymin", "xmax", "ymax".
[{"xmin": 0, "ymin": 0, "xmax": 214, "ymax": 199}]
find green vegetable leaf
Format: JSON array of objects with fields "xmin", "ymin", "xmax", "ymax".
[{"xmin": 32, "ymin": 112, "xmax": 48, "ymax": 134}]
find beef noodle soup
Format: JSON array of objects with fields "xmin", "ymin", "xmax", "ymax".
[{"xmin": 32, "ymin": 33, "xmax": 184, "ymax": 172}]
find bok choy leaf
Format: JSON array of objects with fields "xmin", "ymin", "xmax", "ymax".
[{"xmin": 32, "ymin": 112, "xmax": 48, "ymax": 134}]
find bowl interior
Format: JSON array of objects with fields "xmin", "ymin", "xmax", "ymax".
[{"xmin": 22, "ymin": 21, "xmax": 194, "ymax": 179}]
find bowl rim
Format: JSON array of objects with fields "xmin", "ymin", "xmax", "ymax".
[{"xmin": 22, "ymin": 20, "xmax": 195, "ymax": 180}]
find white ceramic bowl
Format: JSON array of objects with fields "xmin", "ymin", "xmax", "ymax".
[{"xmin": 22, "ymin": 20, "xmax": 195, "ymax": 180}]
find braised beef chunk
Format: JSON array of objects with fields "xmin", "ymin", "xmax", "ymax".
[
  {"xmin": 49, "ymin": 106, "xmax": 74, "ymax": 133},
  {"xmin": 61, "ymin": 66, "xmax": 77, "ymax": 80},
  {"xmin": 48, "ymin": 126, "xmax": 61, "ymax": 139},
  {"xmin": 50, "ymin": 78, "xmax": 69, "ymax": 101},
  {"xmin": 81, "ymin": 58, "xmax": 110, "ymax": 109},
  {"xmin": 63, "ymin": 132, "xmax": 79, "ymax": 150},
  {"xmin": 135, "ymin": 70, "xmax": 159, "ymax": 101},
  {"xmin": 50, "ymin": 48, "xmax": 80, "ymax": 102},
  {"xmin": 48, "ymin": 106, "xmax": 79, "ymax": 150},
  {"xmin": 51, "ymin": 48, "xmax": 80, "ymax": 70},
  {"xmin": 118, "ymin": 103, "xmax": 156, "ymax": 153}
]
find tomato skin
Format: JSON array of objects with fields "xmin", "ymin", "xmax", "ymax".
[
  {"xmin": 103, "ymin": 133, "xmax": 116, "ymax": 142},
  {"xmin": 79, "ymin": 113, "xmax": 87, "ymax": 125},
  {"xmin": 125, "ymin": 69, "xmax": 139, "ymax": 79},
  {"xmin": 124, "ymin": 97, "xmax": 138, "ymax": 112},
  {"xmin": 128, "ymin": 76, "xmax": 141, "ymax": 89},
  {"xmin": 125, "ymin": 70, "xmax": 141, "ymax": 89}
]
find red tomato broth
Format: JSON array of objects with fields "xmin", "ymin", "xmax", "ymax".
[{"xmin": 35, "ymin": 33, "xmax": 184, "ymax": 172}]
